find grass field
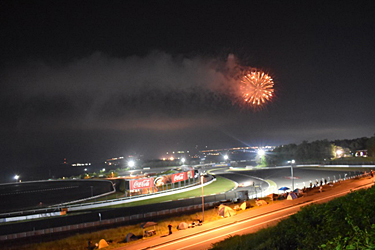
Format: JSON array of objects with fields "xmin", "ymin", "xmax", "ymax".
[{"xmin": 108, "ymin": 176, "xmax": 236, "ymax": 208}]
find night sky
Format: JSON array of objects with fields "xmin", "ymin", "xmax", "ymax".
[{"xmin": 1, "ymin": 1, "xmax": 374, "ymax": 182}]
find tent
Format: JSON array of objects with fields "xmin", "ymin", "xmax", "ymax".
[
  {"xmin": 267, "ymin": 193, "xmax": 278, "ymax": 201},
  {"xmin": 240, "ymin": 201, "xmax": 247, "ymax": 211},
  {"xmin": 125, "ymin": 233, "xmax": 138, "ymax": 242},
  {"xmin": 255, "ymin": 199, "xmax": 267, "ymax": 206},
  {"xmin": 98, "ymin": 239, "xmax": 109, "ymax": 249},
  {"xmin": 287, "ymin": 192, "xmax": 298, "ymax": 200},
  {"xmin": 293, "ymin": 189, "xmax": 303, "ymax": 195},
  {"xmin": 177, "ymin": 222, "xmax": 188, "ymax": 230},
  {"xmin": 218, "ymin": 205, "xmax": 236, "ymax": 218},
  {"xmin": 140, "ymin": 221, "xmax": 158, "ymax": 229}
]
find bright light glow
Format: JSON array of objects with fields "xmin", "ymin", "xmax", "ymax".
[
  {"xmin": 102, "ymin": 168, "xmax": 106, "ymax": 172},
  {"xmin": 336, "ymin": 150, "xmax": 343, "ymax": 157},
  {"xmin": 257, "ymin": 149, "xmax": 265, "ymax": 156},
  {"xmin": 170, "ymin": 157, "xmax": 174, "ymax": 161},
  {"xmin": 291, "ymin": 159, "xmax": 295, "ymax": 164},
  {"xmin": 14, "ymin": 175, "xmax": 19, "ymax": 180},
  {"xmin": 223, "ymin": 155, "xmax": 229, "ymax": 160},
  {"xmin": 84, "ymin": 168, "xmax": 87, "ymax": 171},
  {"xmin": 128, "ymin": 160, "xmax": 135, "ymax": 168},
  {"xmin": 181, "ymin": 158, "xmax": 186, "ymax": 164}
]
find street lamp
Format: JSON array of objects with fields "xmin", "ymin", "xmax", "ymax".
[
  {"xmin": 201, "ymin": 175, "xmax": 205, "ymax": 222},
  {"xmin": 336, "ymin": 149, "xmax": 343, "ymax": 158},
  {"xmin": 14, "ymin": 175, "xmax": 19, "ymax": 182},
  {"xmin": 289, "ymin": 160, "xmax": 295, "ymax": 190},
  {"xmin": 257, "ymin": 149, "xmax": 265, "ymax": 156},
  {"xmin": 128, "ymin": 160, "xmax": 135, "ymax": 168},
  {"xmin": 223, "ymin": 155, "xmax": 229, "ymax": 161},
  {"xmin": 181, "ymin": 158, "xmax": 186, "ymax": 165}
]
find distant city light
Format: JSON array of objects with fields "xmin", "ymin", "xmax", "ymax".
[
  {"xmin": 170, "ymin": 157, "xmax": 174, "ymax": 161},
  {"xmin": 102, "ymin": 168, "xmax": 106, "ymax": 172},
  {"xmin": 181, "ymin": 158, "xmax": 186, "ymax": 164},
  {"xmin": 14, "ymin": 175, "xmax": 19, "ymax": 181},
  {"xmin": 223, "ymin": 155, "xmax": 229, "ymax": 160}
]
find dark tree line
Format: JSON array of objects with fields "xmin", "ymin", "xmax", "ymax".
[{"xmin": 267, "ymin": 134, "xmax": 375, "ymax": 166}]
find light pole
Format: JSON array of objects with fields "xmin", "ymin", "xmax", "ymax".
[
  {"xmin": 14, "ymin": 175, "xmax": 20, "ymax": 182},
  {"xmin": 290, "ymin": 159, "xmax": 295, "ymax": 190},
  {"xmin": 201, "ymin": 175, "xmax": 205, "ymax": 222}
]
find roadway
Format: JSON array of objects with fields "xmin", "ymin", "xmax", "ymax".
[
  {"xmin": 116, "ymin": 175, "xmax": 375, "ymax": 250},
  {"xmin": 209, "ymin": 166, "xmax": 364, "ymax": 194}
]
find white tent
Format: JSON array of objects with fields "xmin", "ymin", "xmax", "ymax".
[
  {"xmin": 218, "ymin": 205, "xmax": 236, "ymax": 218},
  {"xmin": 177, "ymin": 222, "xmax": 189, "ymax": 230}
]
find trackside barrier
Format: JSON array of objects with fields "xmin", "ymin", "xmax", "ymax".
[
  {"xmin": 0, "ymin": 177, "xmax": 215, "ymax": 223},
  {"xmin": 64, "ymin": 178, "xmax": 215, "ymax": 212},
  {"xmin": 0, "ymin": 202, "xmax": 216, "ymax": 241}
]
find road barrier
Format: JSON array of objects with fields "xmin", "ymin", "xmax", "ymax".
[{"xmin": 0, "ymin": 202, "xmax": 217, "ymax": 241}]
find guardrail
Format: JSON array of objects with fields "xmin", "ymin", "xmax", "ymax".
[
  {"xmin": 63, "ymin": 178, "xmax": 215, "ymax": 212},
  {"xmin": 0, "ymin": 188, "xmax": 116, "ymax": 220},
  {"xmin": 0, "ymin": 177, "xmax": 215, "ymax": 223}
]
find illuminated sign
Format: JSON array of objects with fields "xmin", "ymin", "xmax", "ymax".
[{"xmin": 130, "ymin": 178, "xmax": 154, "ymax": 190}]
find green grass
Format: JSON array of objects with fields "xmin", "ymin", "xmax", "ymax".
[{"xmin": 107, "ymin": 176, "xmax": 235, "ymax": 208}]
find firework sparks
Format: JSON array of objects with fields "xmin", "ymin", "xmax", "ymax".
[{"xmin": 240, "ymin": 70, "xmax": 274, "ymax": 106}]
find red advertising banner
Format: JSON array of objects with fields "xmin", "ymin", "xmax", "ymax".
[
  {"xmin": 154, "ymin": 175, "xmax": 172, "ymax": 186},
  {"xmin": 130, "ymin": 177, "xmax": 154, "ymax": 190},
  {"xmin": 189, "ymin": 170, "xmax": 194, "ymax": 179},
  {"xmin": 172, "ymin": 172, "xmax": 188, "ymax": 183}
]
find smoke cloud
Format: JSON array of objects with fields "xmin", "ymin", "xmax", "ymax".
[{"xmin": 2, "ymin": 51, "xmax": 244, "ymax": 131}]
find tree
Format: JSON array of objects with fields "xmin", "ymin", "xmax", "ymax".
[{"xmin": 366, "ymin": 134, "xmax": 375, "ymax": 157}]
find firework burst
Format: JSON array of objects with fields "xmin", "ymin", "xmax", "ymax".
[{"xmin": 240, "ymin": 70, "xmax": 274, "ymax": 107}]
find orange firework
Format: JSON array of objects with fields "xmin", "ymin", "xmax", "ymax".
[{"xmin": 240, "ymin": 70, "xmax": 274, "ymax": 106}]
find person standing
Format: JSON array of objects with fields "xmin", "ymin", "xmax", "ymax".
[{"xmin": 168, "ymin": 224, "xmax": 172, "ymax": 235}]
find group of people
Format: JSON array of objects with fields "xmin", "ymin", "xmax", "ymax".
[{"xmin": 309, "ymin": 179, "xmax": 329, "ymax": 189}]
